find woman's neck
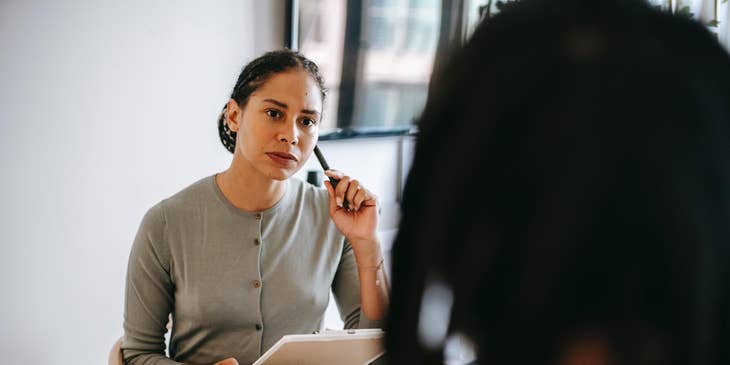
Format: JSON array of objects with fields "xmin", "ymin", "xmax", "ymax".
[{"xmin": 215, "ymin": 157, "xmax": 288, "ymax": 212}]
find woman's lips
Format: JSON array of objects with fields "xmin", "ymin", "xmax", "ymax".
[{"xmin": 266, "ymin": 152, "xmax": 298, "ymax": 166}]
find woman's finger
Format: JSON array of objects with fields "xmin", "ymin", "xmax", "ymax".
[
  {"xmin": 324, "ymin": 169, "xmax": 345, "ymax": 180},
  {"xmin": 346, "ymin": 179, "xmax": 360, "ymax": 210},
  {"xmin": 359, "ymin": 189, "xmax": 379, "ymax": 210},
  {"xmin": 324, "ymin": 180, "xmax": 339, "ymax": 215},
  {"xmin": 352, "ymin": 187, "xmax": 368, "ymax": 211},
  {"xmin": 334, "ymin": 176, "xmax": 351, "ymax": 208},
  {"xmin": 214, "ymin": 357, "xmax": 240, "ymax": 365}
]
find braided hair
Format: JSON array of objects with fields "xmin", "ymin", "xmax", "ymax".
[{"xmin": 218, "ymin": 50, "xmax": 326, "ymax": 153}]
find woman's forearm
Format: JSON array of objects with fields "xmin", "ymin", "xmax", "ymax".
[{"xmin": 352, "ymin": 239, "xmax": 390, "ymax": 321}]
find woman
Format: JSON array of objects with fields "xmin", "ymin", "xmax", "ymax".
[
  {"xmin": 387, "ymin": 0, "xmax": 730, "ymax": 364},
  {"xmin": 122, "ymin": 50, "xmax": 389, "ymax": 365}
]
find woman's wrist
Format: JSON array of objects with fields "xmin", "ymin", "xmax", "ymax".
[
  {"xmin": 351, "ymin": 238, "xmax": 383, "ymax": 267},
  {"xmin": 357, "ymin": 257, "xmax": 384, "ymax": 271}
]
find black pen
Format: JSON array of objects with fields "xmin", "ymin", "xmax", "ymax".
[{"xmin": 313, "ymin": 145, "xmax": 350, "ymax": 209}]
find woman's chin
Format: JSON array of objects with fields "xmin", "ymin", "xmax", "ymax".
[{"xmin": 265, "ymin": 168, "xmax": 296, "ymax": 181}]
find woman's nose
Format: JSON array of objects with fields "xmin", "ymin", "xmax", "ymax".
[{"xmin": 277, "ymin": 121, "xmax": 298, "ymax": 145}]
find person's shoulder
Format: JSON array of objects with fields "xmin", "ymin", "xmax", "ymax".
[
  {"xmin": 140, "ymin": 175, "xmax": 216, "ymax": 224},
  {"xmin": 161, "ymin": 175, "xmax": 215, "ymax": 209},
  {"xmin": 289, "ymin": 176, "xmax": 330, "ymax": 209}
]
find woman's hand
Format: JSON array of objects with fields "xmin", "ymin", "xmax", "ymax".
[
  {"xmin": 213, "ymin": 358, "xmax": 239, "ymax": 365},
  {"xmin": 324, "ymin": 170, "xmax": 380, "ymax": 258},
  {"xmin": 325, "ymin": 171, "xmax": 389, "ymax": 320}
]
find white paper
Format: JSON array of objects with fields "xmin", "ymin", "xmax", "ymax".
[{"xmin": 253, "ymin": 329, "xmax": 385, "ymax": 365}]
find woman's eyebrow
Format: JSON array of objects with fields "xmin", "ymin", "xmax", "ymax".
[
  {"xmin": 262, "ymin": 98, "xmax": 288, "ymax": 109},
  {"xmin": 263, "ymin": 98, "xmax": 320, "ymax": 117},
  {"xmin": 301, "ymin": 109, "xmax": 321, "ymax": 117}
]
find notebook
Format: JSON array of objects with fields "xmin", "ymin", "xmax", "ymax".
[{"xmin": 252, "ymin": 328, "xmax": 385, "ymax": 365}]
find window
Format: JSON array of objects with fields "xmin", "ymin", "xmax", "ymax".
[{"xmin": 296, "ymin": 0, "xmax": 444, "ymax": 133}]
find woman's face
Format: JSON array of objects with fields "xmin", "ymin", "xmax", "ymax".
[{"xmin": 227, "ymin": 68, "xmax": 322, "ymax": 181}]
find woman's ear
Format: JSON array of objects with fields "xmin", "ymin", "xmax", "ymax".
[{"xmin": 226, "ymin": 99, "xmax": 241, "ymax": 132}]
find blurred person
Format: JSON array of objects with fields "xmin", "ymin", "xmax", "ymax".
[
  {"xmin": 122, "ymin": 50, "xmax": 388, "ymax": 365},
  {"xmin": 386, "ymin": 0, "xmax": 730, "ymax": 364}
]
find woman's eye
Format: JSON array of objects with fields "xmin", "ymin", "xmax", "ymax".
[
  {"xmin": 301, "ymin": 118, "xmax": 318, "ymax": 127},
  {"xmin": 266, "ymin": 109, "xmax": 282, "ymax": 119}
]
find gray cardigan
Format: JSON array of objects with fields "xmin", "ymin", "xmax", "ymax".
[{"xmin": 122, "ymin": 176, "xmax": 376, "ymax": 365}]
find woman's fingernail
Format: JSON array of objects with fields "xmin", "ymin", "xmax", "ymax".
[{"xmin": 336, "ymin": 197, "xmax": 342, "ymax": 207}]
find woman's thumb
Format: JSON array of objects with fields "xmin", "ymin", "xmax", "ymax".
[
  {"xmin": 213, "ymin": 358, "xmax": 239, "ymax": 365},
  {"xmin": 324, "ymin": 180, "xmax": 338, "ymax": 214}
]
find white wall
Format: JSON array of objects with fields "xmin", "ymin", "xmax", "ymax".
[{"xmin": 0, "ymin": 0, "xmax": 293, "ymax": 363}]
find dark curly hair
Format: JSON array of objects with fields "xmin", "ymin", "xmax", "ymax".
[{"xmin": 217, "ymin": 50, "xmax": 326, "ymax": 153}]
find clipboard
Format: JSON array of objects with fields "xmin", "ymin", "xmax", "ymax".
[{"xmin": 252, "ymin": 329, "xmax": 385, "ymax": 365}]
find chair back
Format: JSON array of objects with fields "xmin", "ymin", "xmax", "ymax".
[{"xmin": 108, "ymin": 337, "xmax": 123, "ymax": 365}]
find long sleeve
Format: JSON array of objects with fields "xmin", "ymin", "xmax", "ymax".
[
  {"xmin": 118, "ymin": 176, "xmax": 375, "ymax": 364},
  {"xmin": 122, "ymin": 203, "xmax": 181, "ymax": 365},
  {"xmin": 331, "ymin": 240, "xmax": 384, "ymax": 329}
]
